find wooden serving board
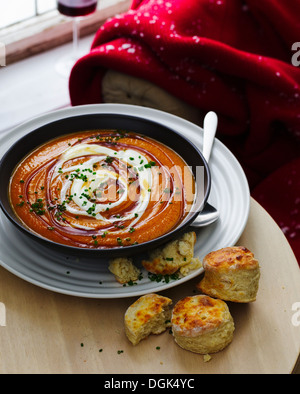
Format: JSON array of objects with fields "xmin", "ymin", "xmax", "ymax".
[{"xmin": 0, "ymin": 198, "xmax": 299, "ymax": 374}]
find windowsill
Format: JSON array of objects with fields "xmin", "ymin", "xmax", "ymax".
[
  {"xmin": 0, "ymin": 33, "xmax": 96, "ymax": 134},
  {"xmin": 0, "ymin": 0, "xmax": 131, "ymax": 65}
]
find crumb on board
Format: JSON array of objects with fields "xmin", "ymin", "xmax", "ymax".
[{"xmin": 203, "ymin": 354, "xmax": 212, "ymax": 363}]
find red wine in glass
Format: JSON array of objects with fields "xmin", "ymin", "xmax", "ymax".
[
  {"xmin": 56, "ymin": 1, "xmax": 98, "ymax": 77},
  {"xmin": 57, "ymin": 0, "xmax": 98, "ymax": 17}
]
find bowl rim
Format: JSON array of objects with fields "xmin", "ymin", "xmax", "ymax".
[{"xmin": 0, "ymin": 112, "xmax": 211, "ymax": 257}]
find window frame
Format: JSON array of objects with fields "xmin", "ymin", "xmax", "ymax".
[{"xmin": 0, "ymin": 0, "xmax": 131, "ymax": 65}]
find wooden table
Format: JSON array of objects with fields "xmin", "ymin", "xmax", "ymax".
[{"xmin": 0, "ymin": 198, "xmax": 299, "ymax": 374}]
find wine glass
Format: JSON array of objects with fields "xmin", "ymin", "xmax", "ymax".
[{"xmin": 55, "ymin": 0, "xmax": 98, "ymax": 78}]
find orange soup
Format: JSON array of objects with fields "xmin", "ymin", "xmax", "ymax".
[{"xmin": 9, "ymin": 130, "xmax": 195, "ymax": 249}]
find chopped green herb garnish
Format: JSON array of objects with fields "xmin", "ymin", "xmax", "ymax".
[
  {"xmin": 148, "ymin": 272, "xmax": 179, "ymax": 283},
  {"xmin": 144, "ymin": 161, "xmax": 156, "ymax": 169},
  {"xmin": 105, "ymin": 156, "xmax": 114, "ymax": 164},
  {"xmin": 30, "ymin": 199, "xmax": 45, "ymax": 215}
]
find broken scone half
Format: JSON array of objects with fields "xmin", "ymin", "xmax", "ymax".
[
  {"xmin": 142, "ymin": 231, "xmax": 201, "ymax": 275},
  {"xmin": 108, "ymin": 257, "xmax": 141, "ymax": 284},
  {"xmin": 124, "ymin": 293, "xmax": 172, "ymax": 345}
]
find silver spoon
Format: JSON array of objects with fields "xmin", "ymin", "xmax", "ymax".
[{"xmin": 191, "ymin": 111, "xmax": 219, "ymax": 227}]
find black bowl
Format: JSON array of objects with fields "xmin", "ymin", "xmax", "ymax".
[{"xmin": 0, "ymin": 113, "xmax": 211, "ymax": 258}]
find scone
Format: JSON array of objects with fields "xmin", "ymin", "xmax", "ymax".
[
  {"xmin": 124, "ymin": 293, "xmax": 172, "ymax": 345},
  {"xmin": 197, "ymin": 246, "xmax": 260, "ymax": 303},
  {"xmin": 179, "ymin": 257, "xmax": 202, "ymax": 276},
  {"xmin": 108, "ymin": 257, "xmax": 141, "ymax": 284},
  {"xmin": 171, "ymin": 295, "xmax": 235, "ymax": 354},
  {"xmin": 142, "ymin": 232, "xmax": 197, "ymax": 275}
]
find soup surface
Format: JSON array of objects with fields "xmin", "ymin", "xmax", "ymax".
[{"xmin": 10, "ymin": 130, "xmax": 195, "ymax": 249}]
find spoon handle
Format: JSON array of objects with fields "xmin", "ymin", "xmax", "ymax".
[
  {"xmin": 190, "ymin": 111, "xmax": 219, "ymax": 227},
  {"xmin": 203, "ymin": 111, "xmax": 218, "ymax": 163}
]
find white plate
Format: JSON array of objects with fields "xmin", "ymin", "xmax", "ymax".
[{"xmin": 0, "ymin": 104, "xmax": 250, "ymax": 298}]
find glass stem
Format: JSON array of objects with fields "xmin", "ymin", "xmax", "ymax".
[{"xmin": 72, "ymin": 18, "xmax": 80, "ymax": 60}]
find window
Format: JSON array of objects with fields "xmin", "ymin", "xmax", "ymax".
[
  {"xmin": 0, "ymin": 0, "xmax": 131, "ymax": 64},
  {"xmin": 0, "ymin": 0, "xmax": 56, "ymax": 29}
]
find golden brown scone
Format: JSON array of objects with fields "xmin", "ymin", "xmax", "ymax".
[
  {"xmin": 171, "ymin": 295, "xmax": 235, "ymax": 354},
  {"xmin": 124, "ymin": 293, "xmax": 172, "ymax": 345},
  {"xmin": 108, "ymin": 257, "xmax": 141, "ymax": 284},
  {"xmin": 197, "ymin": 246, "xmax": 260, "ymax": 303},
  {"xmin": 142, "ymin": 232, "xmax": 197, "ymax": 275}
]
